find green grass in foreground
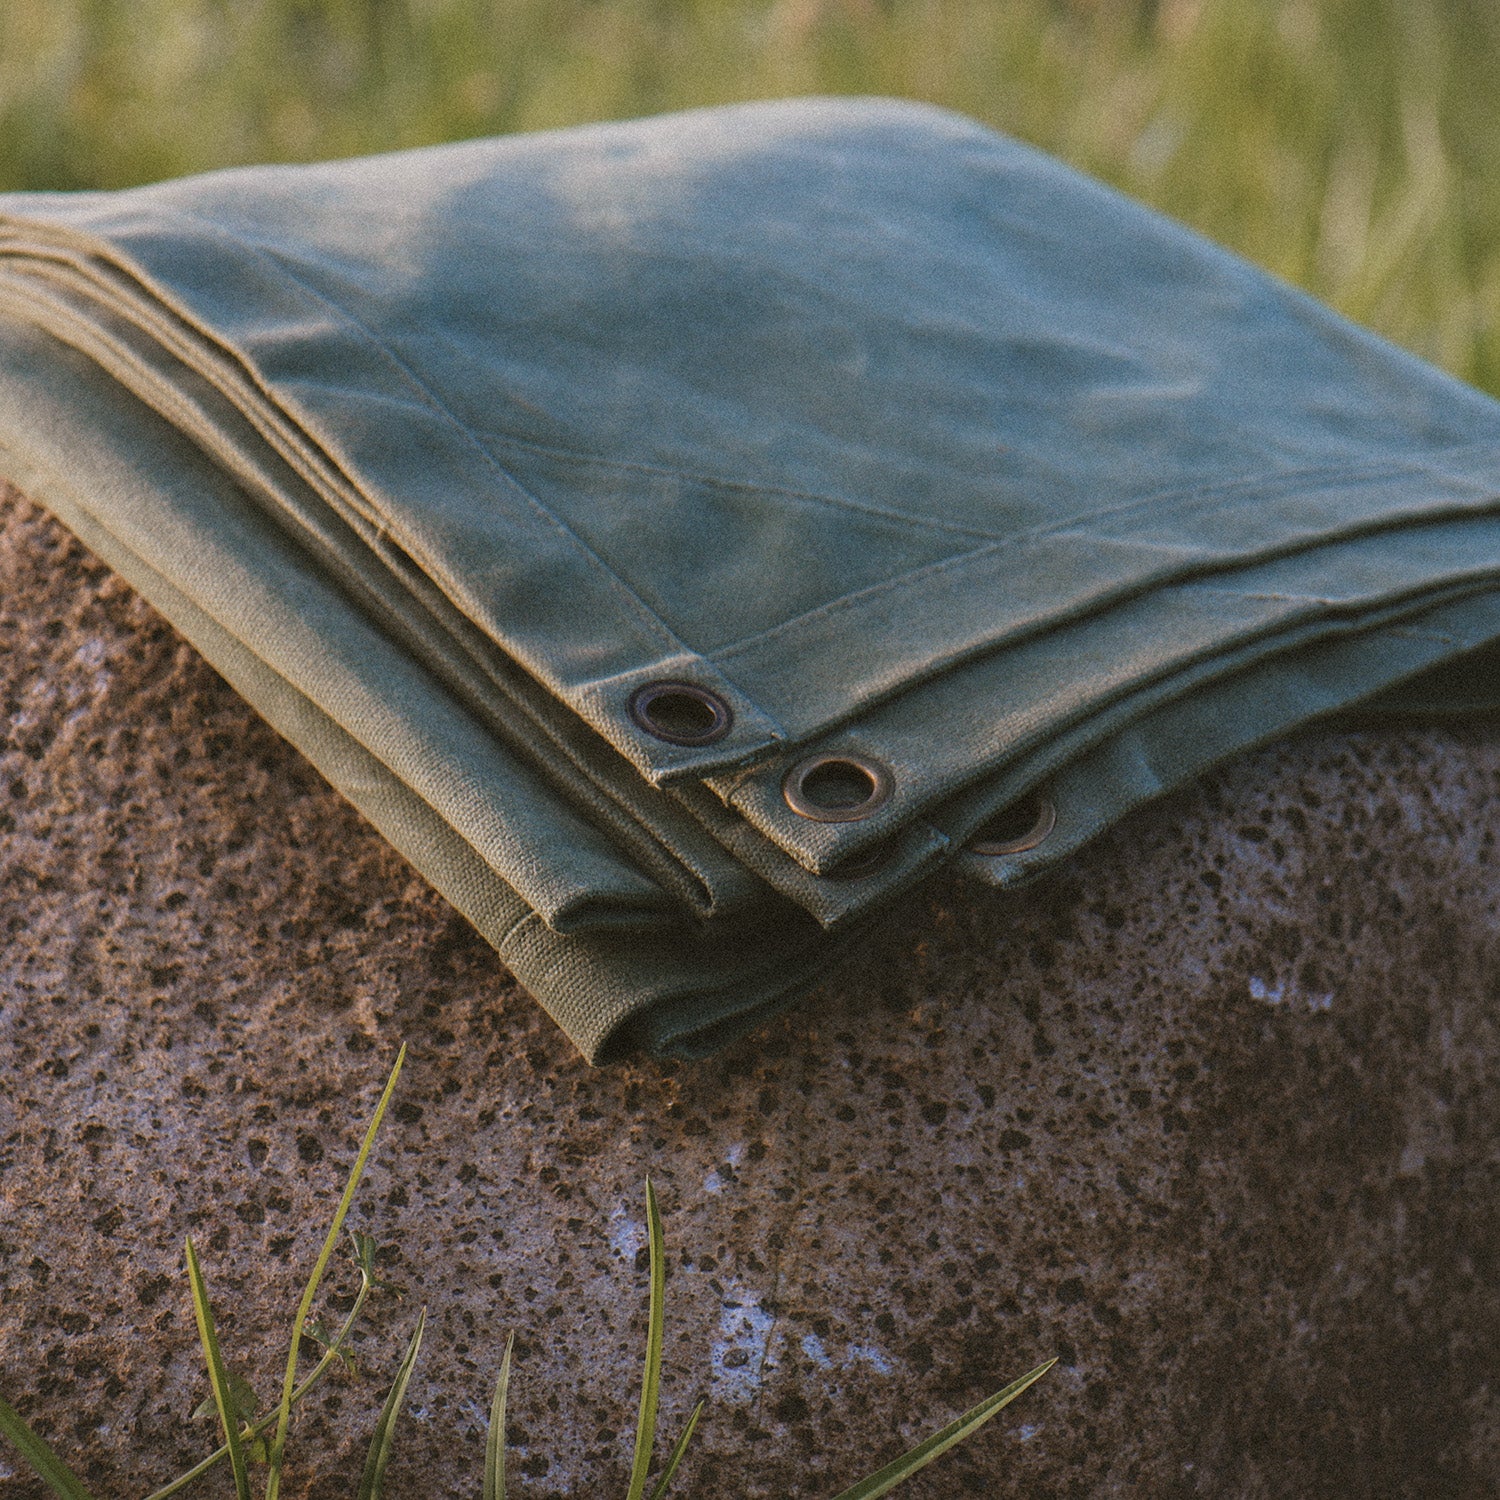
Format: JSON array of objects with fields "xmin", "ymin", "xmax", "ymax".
[
  {"xmin": 1, "ymin": 0, "xmax": 1497, "ymax": 395},
  {"xmin": 0, "ymin": 1047, "xmax": 1054, "ymax": 1497}
]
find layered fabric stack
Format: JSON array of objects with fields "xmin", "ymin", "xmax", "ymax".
[{"xmin": 2, "ymin": 98, "xmax": 1497, "ymax": 1060}]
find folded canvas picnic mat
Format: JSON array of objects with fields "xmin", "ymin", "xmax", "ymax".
[{"xmin": 2, "ymin": 97, "xmax": 1499, "ymax": 1061}]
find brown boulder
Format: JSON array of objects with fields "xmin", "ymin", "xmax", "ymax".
[{"xmin": 1, "ymin": 483, "xmax": 1498, "ymax": 1498}]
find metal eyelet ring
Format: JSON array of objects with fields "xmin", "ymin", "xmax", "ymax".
[
  {"xmin": 967, "ymin": 792, "xmax": 1057, "ymax": 856},
  {"xmin": 628, "ymin": 682, "xmax": 733, "ymax": 746},
  {"xmin": 783, "ymin": 754, "xmax": 893, "ymax": 823}
]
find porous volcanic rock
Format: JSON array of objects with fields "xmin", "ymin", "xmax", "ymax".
[{"xmin": 1, "ymin": 481, "xmax": 1498, "ymax": 1499}]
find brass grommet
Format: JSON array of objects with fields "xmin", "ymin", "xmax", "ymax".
[
  {"xmin": 783, "ymin": 754, "xmax": 893, "ymax": 823},
  {"xmin": 628, "ymin": 682, "xmax": 733, "ymax": 746},
  {"xmin": 968, "ymin": 792, "xmax": 1056, "ymax": 855}
]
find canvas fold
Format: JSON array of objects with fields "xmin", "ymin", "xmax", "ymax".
[{"xmin": 1, "ymin": 97, "xmax": 1497, "ymax": 1060}]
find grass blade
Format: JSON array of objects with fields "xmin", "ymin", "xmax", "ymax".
[
  {"xmin": 144, "ymin": 1244, "xmax": 380, "ymax": 1500},
  {"xmin": 645, "ymin": 1397, "xmax": 704, "ymax": 1500},
  {"xmin": 483, "ymin": 1332, "xmax": 514, "ymax": 1500},
  {"xmin": 355, "ymin": 1307, "xmax": 426, "ymax": 1500},
  {"xmin": 624, "ymin": 1178, "xmax": 665, "ymax": 1500},
  {"xmin": 0, "ymin": 1395, "xmax": 99, "ymax": 1500},
  {"xmin": 828, "ymin": 1357, "xmax": 1056, "ymax": 1500},
  {"xmin": 266, "ymin": 1043, "xmax": 405, "ymax": 1500},
  {"xmin": 184, "ymin": 1238, "xmax": 252, "ymax": 1500}
]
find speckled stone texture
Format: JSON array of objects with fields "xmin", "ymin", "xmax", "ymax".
[{"xmin": 1, "ymin": 481, "xmax": 1499, "ymax": 1499}]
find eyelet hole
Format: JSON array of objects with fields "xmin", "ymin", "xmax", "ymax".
[
  {"xmin": 967, "ymin": 792, "xmax": 1056, "ymax": 855},
  {"xmin": 783, "ymin": 755, "xmax": 893, "ymax": 823},
  {"xmin": 628, "ymin": 682, "xmax": 733, "ymax": 746},
  {"xmin": 803, "ymin": 761, "xmax": 876, "ymax": 810}
]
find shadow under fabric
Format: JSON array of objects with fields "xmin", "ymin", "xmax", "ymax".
[{"xmin": 1, "ymin": 97, "xmax": 1497, "ymax": 1062}]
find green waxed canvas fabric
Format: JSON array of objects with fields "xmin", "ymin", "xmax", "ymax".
[{"xmin": 2, "ymin": 97, "xmax": 1498, "ymax": 1061}]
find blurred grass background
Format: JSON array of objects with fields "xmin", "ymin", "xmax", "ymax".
[{"xmin": 1, "ymin": 0, "xmax": 1497, "ymax": 392}]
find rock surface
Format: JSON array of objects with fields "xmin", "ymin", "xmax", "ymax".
[{"xmin": 1, "ymin": 480, "xmax": 1498, "ymax": 1499}]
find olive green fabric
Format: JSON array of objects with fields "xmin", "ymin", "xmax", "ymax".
[{"xmin": 1, "ymin": 97, "xmax": 1497, "ymax": 1061}]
